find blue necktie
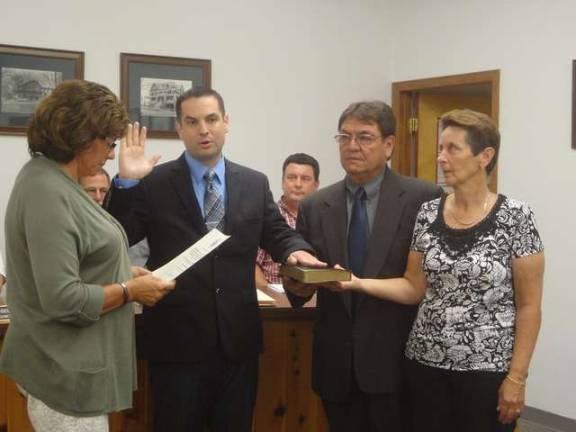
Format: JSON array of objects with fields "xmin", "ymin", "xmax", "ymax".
[
  {"xmin": 203, "ymin": 169, "xmax": 225, "ymax": 231},
  {"xmin": 348, "ymin": 187, "xmax": 368, "ymax": 278}
]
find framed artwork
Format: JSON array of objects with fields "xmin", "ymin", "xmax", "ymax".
[
  {"xmin": 0, "ymin": 44, "xmax": 84, "ymax": 136},
  {"xmin": 573, "ymin": 60, "xmax": 576, "ymax": 150},
  {"xmin": 120, "ymin": 53, "xmax": 211, "ymax": 139}
]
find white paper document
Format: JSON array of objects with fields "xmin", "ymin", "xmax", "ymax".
[
  {"xmin": 152, "ymin": 229, "xmax": 230, "ymax": 280},
  {"xmin": 256, "ymin": 289, "xmax": 275, "ymax": 305},
  {"xmin": 267, "ymin": 283, "xmax": 285, "ymax": 294}
]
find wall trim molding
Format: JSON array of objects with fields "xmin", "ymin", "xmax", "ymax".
[{"xmin": 521, "ymin": 406, "xmax": 576, "ymax": 431}]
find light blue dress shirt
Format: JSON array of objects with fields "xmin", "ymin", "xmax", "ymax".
[
  {"xmin": 114, "ymin": 153, "xmax": 227, "ymax": 217},
  {"xmin": 184, "ymin": 152, "xmax": 226, "ymax": 216}
]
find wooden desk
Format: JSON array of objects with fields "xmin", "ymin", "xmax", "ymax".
[
  {"xmin": 0, "ymin": 307, "xmax": 326, "ymax": 432},
  {"xmin": 255, "ymin": 307, "xmax": 326, "ymax": 432}
]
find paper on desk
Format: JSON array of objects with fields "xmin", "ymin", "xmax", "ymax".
[
  {"xmin": 267, "ymin": 283, "xmax": 284, "ymax": 294},
  {"xmin": 257, "ymin": 289, "xmax": 275, "ymax": 305},
  {"xmin": 152, "ymin": 229, "xmax": 230, "ymax": 280}
]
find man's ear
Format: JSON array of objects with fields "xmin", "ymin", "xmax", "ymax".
[
  {"xmin": 384, "ymin": 135, "xmax": 396, "ymax": 160},
  {"xmin": 224, "ymin": 114, "xmax": 230, "ymax": 134}
]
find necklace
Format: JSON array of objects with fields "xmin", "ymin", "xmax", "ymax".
[{"xmin": 449, "ymin": 194, "xmax": 489, "ymax": 226}]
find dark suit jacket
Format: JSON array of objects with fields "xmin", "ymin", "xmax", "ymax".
[
  {"xmin": 293, "ymin": 168, "xmax": 441, "ymax": 401},
  {"xmin": 107, "ymin": 154, "xmax": 312, "ymax": 363}
]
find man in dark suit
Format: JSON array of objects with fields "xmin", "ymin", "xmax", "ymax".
[
  {"xmin": 106, "ymin": 88, "xmax": 323, "ymax": 432},
  {"xmin": 286, "ymin": 100, "xmax": 442, "ymax": 431}
]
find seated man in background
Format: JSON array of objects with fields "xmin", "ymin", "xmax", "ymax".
[
  {"xmin": 255, "ymin": 153, "xmax": 319, "ymax": 306},
  {"xmin": 79, "ymin": 167, "xmax": 110, "ymax": 205},
  {"xmin": 80, "ymin": 169, "xmax": 150, "ymax": 267}
]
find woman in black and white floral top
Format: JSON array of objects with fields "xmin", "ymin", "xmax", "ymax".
[{"xmin": 331, "ymin": 109, "xmax": 544, "ymax": 432}]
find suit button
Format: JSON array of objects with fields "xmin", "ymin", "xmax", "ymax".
[{"xmin": 216, "ymin": 288, "xmax": 221, "ymax": 294}]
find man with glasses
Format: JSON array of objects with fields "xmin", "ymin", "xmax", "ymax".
[
  {"xmin": 79, "ymin": 168, "xmax": 111, "ymax": 205},
  {"xmin": 285, "ymin": 100, "xmax": 441, "ymax": 431},
  {"xmin": 79, "ymin": 168, "xmax": 151, "ymax": 268}
]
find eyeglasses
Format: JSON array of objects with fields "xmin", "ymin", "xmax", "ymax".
[{"xmin": 334, "ymin": 133, "xmax": 381, "ymax": 146}]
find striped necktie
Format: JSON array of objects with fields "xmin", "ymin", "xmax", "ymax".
[{"xmin": 203, "ymin": 169, "xmax": 225, "ymax": 231}]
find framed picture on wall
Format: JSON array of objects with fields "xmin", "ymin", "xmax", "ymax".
[
  {"xmin": 0, "ymin": 44, "xmax": 84, "ymax": 136},
  {"xmin": 120, "ymin": 53, "xmax": 211, "ymax": 139}
]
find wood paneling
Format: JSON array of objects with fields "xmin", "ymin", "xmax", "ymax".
[
  {"xmin": 0, "ymin": 309, "xmax": 326, "ymax": 432},
  {"xmin": 254, "ymin": 317, "xmax": 327, "ymax": 432},
  {"xmin": 0, "ymin": 346, "xmax": 5, "ymax": 431},
  {"xmin": 4, "ymin": 379, "xmax": 33, "ymax": 432}
]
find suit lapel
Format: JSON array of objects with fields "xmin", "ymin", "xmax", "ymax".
[
  {"xmin": 321, "ymin": 181, "xmax": 348, "ymax": 267},
  {"xmin": 364, "ymin": 168, "xmax": 406, "ymax": 277},
  {"xmin": 168, "ymin": 153, "xmax": 206, "ymax": 235},
  {"xmin": 320, "ymin": 181, "xmax": 351, "ymax": 314},
  {"xmin": 223, "ymin": 160, "xmax": 241, "ymax": 235}
]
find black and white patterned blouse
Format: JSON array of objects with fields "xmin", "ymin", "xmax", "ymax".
[{"xmin": 405, "ymin": 194, "xmax": 543, "ymax": 372}]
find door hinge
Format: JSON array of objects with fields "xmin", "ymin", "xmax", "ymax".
[{"xmin": 408, "ymin": 117, "xmax": 418, "ymax": 134}]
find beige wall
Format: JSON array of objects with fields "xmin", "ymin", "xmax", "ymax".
[
  {"xmin": 390, "ymin": 0, "xmax": 576, "ymax": 418},
  {"xmin": 0, "ymin": 0, "xmax": 574, "ymax": 420},
  {"xmin": 0, "ymin": 0, "xmax": 395, "ymax": 249}
]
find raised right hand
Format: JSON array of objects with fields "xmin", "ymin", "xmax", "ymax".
[
  {"xmin": 127, "ymin": 273, "xmax": 175, "ymax": 306},
  {"xmin": 118, "ymin": 122, "xmax": 161, "ymax": 180}
]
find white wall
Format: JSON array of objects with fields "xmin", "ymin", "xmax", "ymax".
[
  {"xmin": 1, "ymin": 0, "xmax": 574, "ymax": 421},
  {"xmin": 0, "ymin": 0, "xmax": 394, "ymax": 249},
  {"xmin": 389, "ymin": 0, "xmax": 576, "ymax": 419}
]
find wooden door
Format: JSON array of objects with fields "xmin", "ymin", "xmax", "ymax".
[{"xmin": 392, "ymin": 70, "xmax": 500, "ymax": 191}]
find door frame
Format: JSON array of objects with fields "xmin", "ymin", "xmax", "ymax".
[{"xmin": 391, "ymin": 70, "xmax": 500, "ymax": 189}]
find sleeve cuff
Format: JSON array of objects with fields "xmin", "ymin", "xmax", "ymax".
[
  {"xmin": 74, "ymin": 283, "xmax": 105, "ymax": 326},
  {"xmin": 114, "ymin": 177, "xmax": 140, "ymax": 189}
]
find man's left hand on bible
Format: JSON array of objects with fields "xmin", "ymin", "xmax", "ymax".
[{"xmin": 286, "ymin": 250, "xmax": 326, "ymax": 268}]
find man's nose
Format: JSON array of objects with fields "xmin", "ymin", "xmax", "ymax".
[
  {"xmin": 347, "ymin": 136, "xmax": 362, "ymax": 150},
  {"xmin": 198, "ymin": 121, "xmax": 209, "ymax": 134}
]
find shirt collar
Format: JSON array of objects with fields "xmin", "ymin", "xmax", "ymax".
[
  {"xmin": 278, "ymin": 195, "xmax": 297, "ymax": 218},
  {"xmin": 345, "ymin": 168, "xmax": 386, "ymax": 201},
  {"xmin": 185, "ymin": 152, "xmax": 226, "ymax": 184}
]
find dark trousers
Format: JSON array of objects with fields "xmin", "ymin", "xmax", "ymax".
[
  {"xmin": 321, "ymin": 371, "xmax": 407, "ymax": 432},
  {"xmin": 148, "ymin": 350, "xmax": 259, "ymax": 432},
  {"xmin": 406, "ymin": 358, "xmax": 516, "ymax": 432}
]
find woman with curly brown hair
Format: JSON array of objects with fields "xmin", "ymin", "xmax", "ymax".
[{"xmin": 0, "ymin": 80, "xmax": 174, "ymax": 431}]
